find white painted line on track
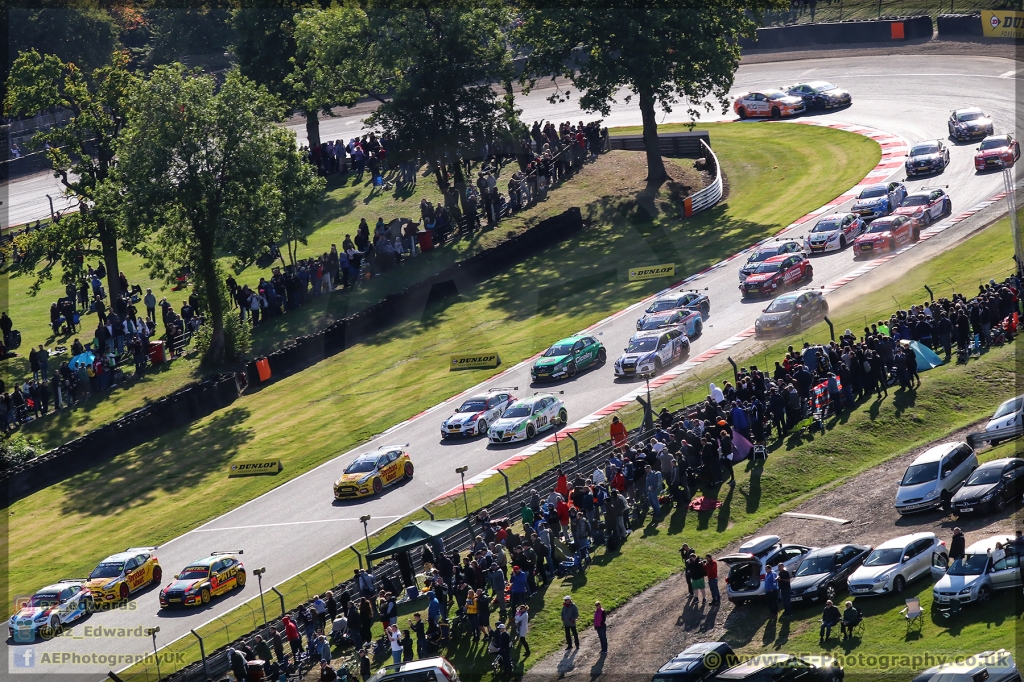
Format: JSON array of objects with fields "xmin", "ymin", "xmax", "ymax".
[{"xmin": 192, "ymin": 516, "xmax": 403, "ymax": 533}]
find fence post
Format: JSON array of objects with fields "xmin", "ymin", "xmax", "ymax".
[
  {"xmin": 270, "ymin": 587, "xmax": 286, "ymax": 619},
  {"xmin": 496, "ymin": 469, "xmax": 512, "ymax": 505},
  {"xmin": 190, "ymin": 629, "xmax": 209, "ymax": 681},
  {"xmin": 353, "ymin": 547, "xmax": 364, "ymax": 570},
  {"xmin": 567, "ymin": 433, "xmax": 580, "ymax": 469},
  {"xmin": 421, "ymin": 506, "xmax": 435, "ymax": 520}
]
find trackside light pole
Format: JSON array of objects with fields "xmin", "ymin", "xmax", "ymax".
[
  {"xmin": 360, "ymin": 515, "xmax": 373, "ymax": 570},
  {"xmin": 455, "ymin": 466, "xmax": 470, "ymax": 518},
  {"xmin": 145, "ymin": 627, "xmax": 161, "ymax": 681},
  {"xmin": 253, "ymin": 568, "xmax": 268, "ymax": 625}
]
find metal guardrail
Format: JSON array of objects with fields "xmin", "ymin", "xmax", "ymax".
[{"xmin": 687, "ymin": 139, "xmax": 723, "ymax": 216}]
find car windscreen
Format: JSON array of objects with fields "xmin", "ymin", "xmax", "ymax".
[
  {"xmin": 29, "ymin": 593, "xmax": 60, "ymax": 607},
  {"xmin": 648, "ymin": 300, "xmax": 679, "ymax": 312},
  {"xmin": 994, "ymin": 397, "xmax": 1023, "ymax": 419},
  {"xmin": 947, "ymin": 554, "xmax": 988, "ymax": 576},
  {"xmin": 503, "ymin": 405, "xmax": 532, "ymax": 418},
  {"xmin": 901, "ymin": 463, "xmax": 938, "ymax": 486},
  {"xmin": 901, "ymin": 195, "xmax": 930, "ymax": 207},
  {"xmin": 965, "ymin": 467, "xmax": 1003, "ymax": 487},
  {"xmin": 812, "ymin": 82, "xmax": 837, "ymax": 92},
  {"xmin": 910, "ymin": 144, "xmax": 939, "ymax": 156},
  {"xmin": 795, "ymin": 555, "xmax": 834, "ymax": 577},
  {"xmin": 811, "ymin": 219, "xmax": 841, "ymax": 233},
  {"xmin": 863, "ymin": 548, "xmax": 903, "ymax": 567},
  {"xmin": 178, "ymin": 567, "xmax": 211, "ymax": 580},
  {"xmin": 980, "ymin": 138, "xmax": 1007, "ymax": 150},
  {"xmin": 543, "ymin": 344, "xmax": 574, "ymax": 357},
  {"xmin": 344, "ymin": 459, "xmax": 376, "ymax": 474},
  {"xmin": 765, "ymin": 298, "xmax": 798, "ymax": 313},
  {"xmin": 858, "ymin": 187, "xmax": 887, "ymax": 199},
  {"xmin": 748, "ymin": 249, "xmax": 779, "ymax": 263},
  {"xmin": 867, "ymin": 221, "xmax": 897, "ymax": 234},
  {"xmin": 957, "ymin": 111, "xmax": 983, "ymax": 122},
  {"xmin": 458, "ymin": 400, "xmax": 487, "ymax": 413},
  {"xmin": 627, "ymin": 338, "xmax": 658, "ymax": 353},
  {"xmin": 89, "ymin": 563, "xmax": 124, "ymax": 579},
  {"xmin": 753, "ymin": 262, "xmax": 782, "ymax": 274},
  {"xmin": 764, "ymin": 90, "xmax": 787, "ymax": 100}
]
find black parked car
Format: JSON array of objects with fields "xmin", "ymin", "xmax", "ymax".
[
  {"xmin": 717, "ymin": 654, "xmax": 844, "ymax": 682},
  {"xmin": 651, "ymin": 642, "xmax": 736, "ymax": 682},
  {"xmin": 951, "ymin": 458, "xmax": 1024, "ymax": 515},
  {"xmin": 789, "ymin": 544, "xmax": 871, "ymax": 605}
]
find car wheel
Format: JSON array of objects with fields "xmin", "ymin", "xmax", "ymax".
[
  {"xmin": 201, "ymin": 588, "xmax": 211, "ymax": 604},
  {"xmin": 597, "ymin": 348, "xmax": 607, "ymax": 364},
  {"xmin": 912, "ymin": 227, "xmax": 920, "ymax": 242},
  {"xmin": 771, "ymin": 107, "xmax": 781, "ymax": 119},
  {"xmin": 977, "ymin": 585, "xmax": 992, "ymax": 604},
  {"xmin": 653, "ymin": 358, "xmax": 662, "ymax": 375},
  {"xmin": 996, "ymin": 493, "xmax": 1008, "ymax": 512},
  {"xmin": 567, "ymin": 362, "xmax": 577, "ymax": 378},
  {"xmin": 701, "ymin": 301, "xmax": 710, "ymax": 317},
  {"xmin": 839, "ymin": 236, "xmax": 846, "ymax": 250},
  {"xmin": 236, "ymin": 570, "xmax": 246, "ymax": 588},
  {"xmin": 694, "ymin": 320, "xmax": 703, "ymax": 337},
  {"xmin": 43, "ymin": 615, "xmax": 61, "ymax": 640},
  {"xmin": 804, "ymin": 265, "xmax": 813, "ymax": 282},
  {"xmin": 893, "ymin": 575, "xmax": 906, "ymax": 594},
  {"xmin": 475, "ymin": 419, "xmax": 487, "ymax": 437},
  {"xmin": 119, "ymin": 583, "xmax": 130, "ymax": 600},
  {"xmin": 940, "ymin": 491, "xmax": 952, "ymax": 512},
  {"xmin": 823, "ymin": 583, "xmax": 836, "ymax": 602},
  {"xmin": 404, "ymin": 461, "xmax": 415, "ymax": 479},
  {"xmin": 526, "ymin": 423, "xmax": 536, "ymax": 440},
  {"xmin": 945, "ymin": 198, "xmax": 952, "ymax": 216},
  {"xmin": 84, "ymin": 596, "xmax": 95, "ymax": 613},
  {"xmin": 372, "ymin": 477, "xmax": 383, "ymax": 494},
  {"xmin": 557, "ymin": 408, "xmax": 568, "ymax": 426},
  {"xmin": 737, "ymin": 107, "xmax": 747, "ymax": 120},
  {"xmin": 729, "ymin": 598, "xmax": 743, "ymax": 606},
  {"xmin": 152, "ymin": 566, "xmax": 162, "ymax": 585},
  {"xmin": 889, "ymin": 238, "xmax": 897, "ymax": 251}
]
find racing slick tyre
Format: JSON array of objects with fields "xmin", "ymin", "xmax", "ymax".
[
  {"xmin": 944, "ymin": 198, "xmax": 952, "ymax": 216},
  {"xmin": 694, "ymin": 320, "xmax": 703, "ymax": 337},
  {"xmin": 404, "ymin": 461, "xmax": 415, "ymax": 479},
  {"xmin": 597, "ymin": 348, "xmax": 607, "ymax": 364},
  {"xmin": 119, "ymin": 582, "xmax": 130, "ymax": 600},
  {"xmin": 372, "ymin": 477, "xmax": 384, "ymax": 495},
  {"xmin": 912, "ymin": 227, "xmax": 920, "ymax": 242},
  {"xmin": 770, "ymin": 107, "xmax": 781, "ymax": 119},
  {"xmin": 737, "ymin": 107, "xmax": 747, "ymax": 120},
  {"xmin": 201, "ymin": 588, "xmax": 211, "ymax": 604},
  {"xmin": 653, "ymin": 358, "xmax": 662, "ymax": 375},
  {"xmin": 839, "ymin": 236, "xmax": 847, "ymax": 250},
  {"xmin": 526, "ymin": 424, "xmax": 536, "ymax": 440},
  {"xmin": 84, "ymin": 596, "xmax": 95, "ymax": 613},
  {"xmin": 889, "ymin": 238, "xmax": 897, "ymax": 251},
  {"xmin": 921, "ymin": 212, "xmax": 931, "ymax": 227},
  {"xmin": 893, "ymin": 576, "xmax": 906, "ymax": 595},
  {"xmin": 43, "ymin": 615, "xmax": 61, "ymax": 640},
  {"xmin": 476, "ymin": 420, "xmax": 487, "ymax": 437},
  {"xmin": 701, "ymin": 301, "xmax": 710, "ymax": 317},
  {"xmin": 152, "ymin": 566, "xmax": 162, "ymax": 586},
  {"xmin": 567, "ymin": 362, "xmax": 577, "ymax": 378},
  {"xmin": 557, "ymin": 408, "xmax": 568, "ymax": 426},
  {"xmin": 236, "ymin": 570, "xmax": 246, "ymax": 588},
  {"xmin": 804, "ymin": 265, "xmax": 813, "ymax": 282}
]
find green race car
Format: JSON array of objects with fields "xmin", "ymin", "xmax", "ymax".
[{"xmin": 531, "ymin": 335, "xmax": 606, "ymax": 382}]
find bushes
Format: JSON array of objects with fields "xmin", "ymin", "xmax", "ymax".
[{"xmin": 1, "ymin": 434, "xmax": 42, "ymax": 468}]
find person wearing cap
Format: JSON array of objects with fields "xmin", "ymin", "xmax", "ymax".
[
  {"xmin": 494, "ymin": 622, "xmax": 512, "ymax": 671},
  {"xmin": 561, "ymin": 596, "xmax": 580, "ymax": 648},
  {"xmin": 593, "ymin": 601, "xmax": 608, "ymax": 653}
]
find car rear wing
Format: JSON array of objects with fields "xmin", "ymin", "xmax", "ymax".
[
  {"xmin": 376, "ymin": 443, "xmax": 410, "ymax": 450},
  {"xmin": 680, "ymin": 287, "xmax": 709, "ymax": 293},
  {"xmin": 58, "ymin": 578, "xmax": 91, "ymax": 584},
  {"xmin": 533, "ymin": 390, "xmax": 564, "ymax": 395},
  {"xmin": 210, "ymin": 550, "xmax": 244, "ymax": 556},
  {"xmin": 487, "ymin": 387, "xmax": 518, "ymax": 392},
  {"xmin": 125, "ymin": 546, "xmax": 159, "ymax": 553}
]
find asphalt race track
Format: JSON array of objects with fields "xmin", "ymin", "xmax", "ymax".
[{"xmin": 5, "ymin": 54, "xmax": 1019, "ymax": 677}]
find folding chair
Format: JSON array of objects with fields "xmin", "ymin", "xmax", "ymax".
[{"xmin": 900, "ymin": 597, "xmax": 923, "ymax": 632}]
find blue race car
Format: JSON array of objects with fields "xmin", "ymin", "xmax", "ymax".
[{"xmin": 851, "ymin": 181, "xmax": 907, "ymax": 221}]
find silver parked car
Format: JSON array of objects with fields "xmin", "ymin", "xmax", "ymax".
[
  {"xmin": 933, "ymin": 534, "xmax": 1019, "ymax": 607},
  {"xmin": 984, "ymin": 395, "xmax": 1023, "ymax": 444},
  {"xmin": 894, "ymin": 442, "xmax": 978, "ymax": 514},
  {"xmin": 719, "ymin": 535, "xmax": 814, "ymax": 604},
  {"xmin": 847, "ymin": 532, "xmax": 947, "ymax": 597}
]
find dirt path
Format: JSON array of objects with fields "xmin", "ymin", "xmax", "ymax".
[{"xmin": 523, "ymin": 421, "xmax": 1017, "ymax": 681}]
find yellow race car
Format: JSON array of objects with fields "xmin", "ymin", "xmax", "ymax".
[
  {"xmin": 159, "ymin": 551, "xmax": 246, "ymax": 608},
  {"xmin": 334, "ymin": 445, "xmax": 413, "ymax": 499},
  {"xmin": 83, "ymin": 547, "xmax": 162, "ymax": 603}
]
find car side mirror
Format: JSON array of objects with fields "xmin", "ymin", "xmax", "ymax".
[
  {"xmin": 623, "ymin": 348, "xmax": 628, "ymax": 352},
  {"xmin": 762, "ymin": 308, "xmax": 767, "ymax": 313},
  {"xmin": 174, "ymin": 574, "xmax": 180, "ymax": 579},
  {"xmin": 942, "ymin": 470, "xmax": 951, "ymax": 479}
]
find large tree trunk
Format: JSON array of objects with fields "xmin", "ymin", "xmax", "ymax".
[
  {"xmin": 98, "ymin": 218, "xmax": 122, "ymax": 301},
  {"xmin": 638, "ymin": 86, "xmax": 668, "ymax": 185},
  {"xmin": 305, "ymin": 110, "xmax": 321, "ymax": 150},
  {"xmin": 198, "ymin": 230, "xmax": 226, "ymax": 365}
]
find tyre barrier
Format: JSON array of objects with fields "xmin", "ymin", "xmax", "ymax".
[
  {"xmin": 740, "ymin": 15, "xmax": 933, "ymax": 49},
  {"xmin": 936, "ymin": 13, "xmax": 982, "ymax": 36}
]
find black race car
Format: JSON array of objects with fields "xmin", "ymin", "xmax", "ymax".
[
  {"xmin": 948, "ymin": 107, "xmax": 994, "ymax": 142},
  {"xmin": 717, "ymin": 654, "xmax": 844, "ymax": 682},
  {"xmin": 904, "ymin": 140, "xmax": 950, "ymax": 176},
  {"xmin": 783, "ymin": 81, "xmax": 852, "ymax": 110},
  {"xmin": 951, "ymin": 458, "xmax": 1024, "ymax": 515},
  {"xmin": 788, "ymin": 544, "xmax": 871, "ymax": 605},
  {"xmin": 754, "ymin": 290, "xmax": 828, "ymax": 338}
]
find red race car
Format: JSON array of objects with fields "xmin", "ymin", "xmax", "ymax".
[
  {"xmin": 852, "ymin": 215, "xmax": 917, "ymax": 257},
  {"xmin": 974, "ymin": 134, "xmax": 1020, "ymax": 172},
  {"xmin": 739, "ymin": 254, "xmax": 813, "ymax": 298}
]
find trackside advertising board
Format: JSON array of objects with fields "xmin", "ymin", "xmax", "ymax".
[
  {"xmin": 228, "ymin": 460, "xmax": 283, "ymax": 477},
  {"xmin": 628, "ymin": 264, "xmax": 676, "ymax": 282},
  {"xmin": 983, "ymin": 10, "xmax": 1024, "ymax": 39},
  {"xmin": 450, "ymin": 353, "xmax": 501, "ymax": 370}
]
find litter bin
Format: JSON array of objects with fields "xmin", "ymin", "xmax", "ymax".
[
  {"xmin": 418, "ymin": 231, "xmax": 434, "ymax": 253},
  {"xmin": 148, "ymin": 340, "xmax": 166, "ymax": 365},
  {"xmin": 255, "ymin": 357, "xmax": 271, "ymax": 382}
]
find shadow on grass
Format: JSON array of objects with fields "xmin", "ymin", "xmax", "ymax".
[{"xmin": 59, "ymin": 406, "xmax": 253, "ymax": 517}]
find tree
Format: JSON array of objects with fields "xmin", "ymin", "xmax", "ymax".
[
  {"xmin": 4, "ymin": 49, "xmax": 138, "ymax": 299},
  {"xmin": 364, "ymin": 0, "xmax": 518, "ymax": 200},
  {"xmin": 7, "ymin": 5, "xmax": 119, "ymax": 83},
  {"xmin": 117, "ymin": 66, "xmax": 319, "ymax": 364},
  {"xmin": 518, "ymin": 0, "xmax": 782, "ymax": 184},
  {"xmin": 144, "ymin": 0, "xmax": 236, "ymax": 67},
  {"xmin": 276, "ymin": 138, "xmax": 327, "ymax": 267}
]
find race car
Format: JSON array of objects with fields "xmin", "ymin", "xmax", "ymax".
[
  {"xmin": 852, "ymin": 215, "xmax": 917, "ymax": 257},
  {"xmin": 739, "ymin": 254, "xmax": 813, "ymax": 298},
  {"xmin": 8, "ymin": 580, "xmax": 91, "ymax": 642},
  {"xmin": 614, "ymin": 328, "xmax": 690, "ymax": 379},
  {"xmin": 851, "ymin": 181, "xmax": 907, "ymax": 221},
  {"xmin": 804, "ymin": 213, "xmax": 864, "ymax": 254},
  {"xmin": 636, "ymin": 308, "xmax": 703, "ymax": 337},
  {"xmin": 974, "ymin": 134, "xmax": 1020, "ymax": 172},
  {"xmin": 83, "ymin": 548, "xmax": 162, "ymax": 603},
  {"xmin": 755, "ymin": 290, "xmax": 829, "ymax": 337},
  {"xmin": 441, "ymin": 390, "xmax": 516, "ymax": 439},
  {"xmin": 334, "ymin": 445, "xmax": 413, "ymax": 499},
  {"xmin": 733, "ymin": 90, "xmax": 806, "ymax": 119},
  {"xmin": 531, "ymin": 335, "xmax": 605, "ymax": 382},
  {"xmin": 488, "ymin": 394, "xmax": 566, "ymax": 444},
  {"xmin": 159, "ymin": 552, "xmax": 246, "ymax": 608},
  {"xmin": 783, "ymin": 81, "xmax": 852, "ymax": 110},
  {"xmin": 948, "ymin": 107, "xmax": 994, "ymax": 141},
  {"xmin": 904, "ymin": 140, "xmax": 950, "ymax": 176},
  {"xmin": 892, "ymin": 188, "xmax": 951, "ymax": 227},
  {"xmin": 738, "ymin": 239, "xmax": 806, "ymax": 282},
  {"xmin": 640, "ymin": 289, "xmax": 710, "ymax": 319}
]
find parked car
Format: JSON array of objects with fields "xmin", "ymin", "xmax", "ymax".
[
  {"xmin": 894, "ymin": 441, "xmax": 978, "ymax": 514},
  {"xmin": 951, "ymin": 458, "xmax": 1024, "ymax": 515},
  {"xmin": 788, "ymin": 544, "xmax": 871, "ymax": 604},
  {"xmin": 847, "ymin": 532, "xmax": 947, "ymax": 597},
  {"xmin": 721, "ymin": 535, "xmax": 814, "ymax": 604},
  {"xmin": 651, "ymin": 641, "xmax": 737, "ymax": 681},
  {"xmin": 912, "ymin": 649, "xmax": 1020, "ymax": 682},
  {"xmin": 933, "ymin": 534, "xmax": 1018, "ymax": 607},
  {"xmin": 984, "ymin": 395, "xmax": 1023, "ymax": 444},
  {"xmin": 367, "ymin": 657, "xmax": 461, "ymax": 682},
  {"xmin": 948, "ymin": 107, "xmax": 994, "ymax": 141},
  {"xmin": 716, "ymin": 654, "xmax": 844, "ymax": 681}
]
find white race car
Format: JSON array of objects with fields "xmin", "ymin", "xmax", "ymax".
[
  {"xmin": 441, "ymin": 390, "xmax": 517, "ymax": 439},
  {"xmin": 9, "ymin": 580, "xmax": 92, "ymax": 642},
  {"xmin": 804, "ymin": 212, "xmax": 864, "ymax": 254},
  {"xmin": 488, "ymin": 394, "xmax": 566, "ymax": 444},
  {"xmin": 614, "ymin": 329, "xmax": 690, "ymax": 379}
]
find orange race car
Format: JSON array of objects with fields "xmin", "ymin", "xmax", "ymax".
[{"xmin": 733, "ymin": 90, "xmax": 806, "ymax": 120}]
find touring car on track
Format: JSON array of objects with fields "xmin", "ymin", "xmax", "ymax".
[
  {"xmin": 851, "ymin": 215, "xmax": 917, "ymax": 257},
  {"xmin": 640, "ymin": 290, "xmax": 710, "ymax": 319},
  {"xmin": 851, "ymin": 182, "xmax": 907, "ymax": 221},
  {"xmin": 8, "ymin": 580, "xmax": 91, "ymax": 642},
  {"xmin": 892, "ymin": 189, "xmax": 951, "ymax": 227},
  {"xmin": 636, "ymin": 308, "xmax": 703, "ymax": 337},
  {"xmin": 783, "ymin": 81, "xmax": 852, "ymax": 110},
  {"xmin": 754, "ymin": 290, "xmax": 829, "ymax": 337},
  {"xmin": 948, "ymin": 107, "xmax": 994, "ymax": 142},
  {"xmin": 159, "ymin": 552, "xmax": 246, "ymax": 608},
  {"xmin": 614, "ymin": 328, "xmax": 690, "ymax": 379},
  {"xmin": 733, "ymin": 90, "xmax": 805, "ymax": 119},
  {"xmin": 441, "ymin": 390, "xmax": 517, "ymax": 439},
  {"xmin": 83, "ymin": 548, "xmax": 162, "ymax": 604},
  {"xmin": 738, "ymin": 239, "xmax": 805, "ymax": 282},
  {"xmin": 974, "ymin": 134, "xmax": 1020, "ymax": 172},
  {"xmin": 334, "ymin": 446, "xmax": 413, "ymax": 499},
  {"xmin": 488, "ymin": 394, "xmax": 567, "ymax": 444},
  {"xmin": 740, "ymin": 254, "xmax": 813, "ymax": 298},
  {"xmin": 904, "ymin": 140, "xmax": 950, "ymax": 176},
  {"xmin": 531, "ymin": 335, "xmax": 605, "ymax": 382},
  {"xmin": 804, "ymin": 213, "xmax": 864, "ymax": 254}
]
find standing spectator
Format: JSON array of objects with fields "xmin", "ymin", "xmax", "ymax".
[
  {"xmin": 689, "ymin": 555, "xmax": 707, "ymax": 603},
  {"xmin": 561, "ymin": 596, "xmax": 580, "ymax": 649},
  {"xmin": 282, "ymin": 616, "xmax": 302, "ymax": 657},
  {"xmin": 949, "ymin": 528, "xmax": 966, "ymax": 561},
  {"xmin": 778, "ymin": 562, "xmax": 793, "ymax": 619},
  {"xmin": 313, "ymin": 594, "xmax": 328, "ymax": 630},
  {"xmin": 0, "ymin": 312, "xmax": 12, "ymax": 348},
  {"xmin": 401, "ymin": 629, "xmax": 413, "ymax": 662},
  {"xmin": 704, "ymin": 554, "xmax": 720, "ymax": 605},
  {"xmin": 254, "ymin": 635, "xmax": 273, "ymax": 664},
  {"xmin": 593, "ymin": 601, "xmax": 608, "ymax": 653},
  {"xmin": 494, "ymin": 622, "xmax": 512, "ymax": 672},
  {"xmin": 763, "ymin": 565, "xmax": 778, "ymax": 616},
  {"xmin": 645, "ymin": 465, "xmax": 663, "ymax": 520},
  {"xmin": 514, "ymin": 604, "xmax": 531, "ymax": 658},
  {"xmin": 610, "ymin": 415, "xmax": 627, "ymax": 452},
  {"xmin": 358, "ymin": 647, "xmax": 371, "ymax": 681},
  {"xmin": 387, "ymin": 624, "xmax": 402, "ymax": 665}
]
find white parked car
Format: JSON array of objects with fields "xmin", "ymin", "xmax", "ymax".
[
  {"xmin": 912, "ymin": 649, "xmax": 1019, "ymax": 682},
  {"xmin": 984, "ymin": 395, "xmax": 1023, "ymax": 444},
  {"xmin": 894, "ymin": 442, "xmax": 978, "ymax": 514},
  {"xmin": 441, "ymin": 390, "xmax": 516, "ymax": 439},
  {"xmin": 368, "ymin": 657, "xmax": 461, "ymax": 682},
  {"xmin": 933, "ymin": 534, "xmax": 1019, "ymax": 607},
  {"xmin": 847, "ymin": 532, "xmax": 948, "ymax": 597},
  {"xmin": 719, "ymin": 535, "xmax": 814, "ymax": 604}
]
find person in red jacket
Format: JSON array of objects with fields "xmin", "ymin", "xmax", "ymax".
[
  {"xmin": 282, "ymin": 616, "xmax": 303, "ymax": 657},
  {"xmin": 704, "ymin": 554, "xmax": 720, "ymax": 605},
  {"xmin": 609, "ymin": 416, "xmax": 627, "ymax": 453},
  {"xmin": 554, "ymin": 467, "xmax": 569, "ymax": 500},
  {"xmin": 555, "ymin": 496, "xmax": 571, "ymax": 539}
]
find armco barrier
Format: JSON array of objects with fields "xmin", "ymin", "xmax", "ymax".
[
  {"xmin": 686, "ymin": 139, "xmax": 724, "ymax": 217},
  {"xmin": 607, "ymin": 130, "xmax": 710, "ymax": 157},
  {"xmin": 740, "ymin": 15, "xmax": 933, "ymax": 49},
  {"xmin": 1, "ymin": 373, "xmax": 240, "ymax": 505},
  {"xmin": 937, "ymin": 13, "xmax": 982, "ymax": 36}
]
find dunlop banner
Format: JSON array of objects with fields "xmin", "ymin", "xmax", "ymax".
[
  {"xmin": 228, "ymin": 460, "xmax": 283, "ymax": 477},
  {"xmin": 449, "ymin": 353, "xmax": 501, "ymax": 370},
  {"xmin": 983, "ymin": 10, "xmax": 1024, "ymax": 39},
  {"xmin": 628, "ymin": 264, "xmax": 676, "ymax": 282}
]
